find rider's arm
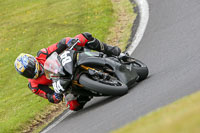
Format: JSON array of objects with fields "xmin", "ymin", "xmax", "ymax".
[
  {"xmin": 28, "ymin": 82, "xmax": 61, "ymax": 103},
  {"xmin": 46, "ymin": 32, "xmax": 121, "ymax": 56},
  {"xmin": 36, "ymin": 37, "xmax": 72, "ymax": 59}
]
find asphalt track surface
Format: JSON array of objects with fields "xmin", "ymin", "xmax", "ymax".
[{"xmin": 42, "ymin": 0, "xmax": 200, "ymax": 132}]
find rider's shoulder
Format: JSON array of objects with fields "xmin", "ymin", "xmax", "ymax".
[{"xmin": 37, "ymin": 48, "xmax": 48, "ymax": 57}]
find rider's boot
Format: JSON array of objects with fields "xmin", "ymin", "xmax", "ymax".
[{"xmin": 82, "ymin": 32, "xmax": 121, "ymax": 56}]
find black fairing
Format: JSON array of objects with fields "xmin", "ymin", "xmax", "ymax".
[
  {"xmin": 77, "ymin": 52, "xmax": 138, "ymax": 87},
  {"xmin": 60, "ymin": 50, "xmax": 76, "ymax": 76},
  {"xmin": 77, "ymin": 52, "xmax": 105, "ymax": 66}
]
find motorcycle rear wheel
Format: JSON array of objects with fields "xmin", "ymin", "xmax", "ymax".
[{"xmin": 132, "ymin": 59, "xmax": 149, "ymax": 82}]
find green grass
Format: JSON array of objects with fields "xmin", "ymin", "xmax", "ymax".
[
  {"xmin": 106, "ymin": 0, "xmax": 137, "ymax": 51},
  {"xmin": 0, "ymin": 0, "xmax": 116, "ymax": 132},
  {"xmin": 112, "ymin": 91, "xmax": 200, "ymax": 133}
]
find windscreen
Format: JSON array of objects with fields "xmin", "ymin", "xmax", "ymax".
[{"xmin": 44, "ymin": 52, "xmax": 62, "ymax": 79}]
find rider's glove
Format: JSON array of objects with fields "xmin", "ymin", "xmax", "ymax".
[
  {"xmin": 54, "ymin": 92, "xmax": 63, "ymax": 101},
  {"xmin": 47, "ymin": 92, "xmax": 63, "ymax": 103}
]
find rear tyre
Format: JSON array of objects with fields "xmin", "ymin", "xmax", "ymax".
[
  {"xmin": 79, "ymin": 74, "xmax": 128, "ymax": 96},
  {"xmin": 132, "ymin": 59, "xmax": 149, "ymax": 82}
]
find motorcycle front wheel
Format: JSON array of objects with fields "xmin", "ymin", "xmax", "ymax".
[{"xmin": 79, "ymin": 74, "xmax": 128, "ymax": 96}]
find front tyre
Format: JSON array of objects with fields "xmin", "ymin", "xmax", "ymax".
[{"xmin": 79, "ymin": 74, "xmax": 128, "ymax": 96}]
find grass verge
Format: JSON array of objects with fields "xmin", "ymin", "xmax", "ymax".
[
  {"xmin": 0, "ymin": 0, "xmax": 136, "ymax": 132},
  {"xmin": 0, "ymin": 0, "xmax": 115, "ymax": 132},
  {"xmin": 112, "ymin": 91, "xmax": 200, "ymax": 133},
  {"xmin": 106, "ymin": 0, "xmax": 137, "ymax": 51}
]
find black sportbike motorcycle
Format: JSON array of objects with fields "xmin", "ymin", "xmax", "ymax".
[{"xmin": 44, "ymin": 40, "xmax": 148, "ymax": 97}]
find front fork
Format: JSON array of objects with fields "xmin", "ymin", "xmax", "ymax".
[
  {"xmin": 72, "ymin": 65, "xmax": 110, "ymax": 87},
  {"xmin": 80, "ymin": 65, "xmax": 111, "ymax": 80},
  {"xmin": 71, "ymin": 65, "xmax": 95, "ymax": 88}
]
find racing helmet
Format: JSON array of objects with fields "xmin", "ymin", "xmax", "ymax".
[{"xmin": 14, "ymin": 53, "xmax": 40, "ymax": 79}]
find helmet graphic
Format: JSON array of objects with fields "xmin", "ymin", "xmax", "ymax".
[{"xmin": 14, "ymin": 53, "xmax": 40, "ymax": 79}]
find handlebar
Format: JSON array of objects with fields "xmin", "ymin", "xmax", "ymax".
[{"xmin": 68, "ymin": 39, "xmax": 81, "ymax": 50}]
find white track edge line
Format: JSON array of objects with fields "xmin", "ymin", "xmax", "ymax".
[
  {"xmin": 40, "ymin": 110, "xmax": 73, "ymax": 133},
  {"xmin": 126, "ymin": 0, "xmax": 149, "ymax": 55}
]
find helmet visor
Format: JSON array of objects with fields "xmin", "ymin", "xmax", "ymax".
[{"xmin": 22, "ymin": 57, "xmax": 40, "ymax": 79}]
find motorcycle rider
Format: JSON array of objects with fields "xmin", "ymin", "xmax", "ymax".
[{"xmin": 14, "ymin": 32, "xmax": 121, "ymax": 111}]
